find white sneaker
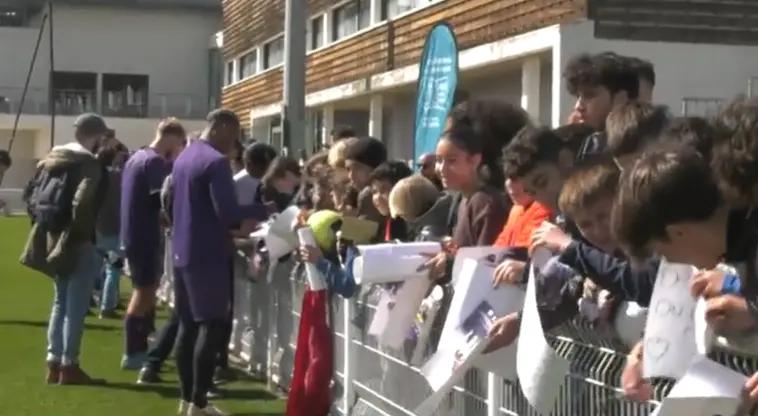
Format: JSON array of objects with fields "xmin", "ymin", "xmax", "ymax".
[
  {"xmin": 177, "ymin": 400, "xmax": 190, "ymax": 416},
  {"xmin": 187, "ymin": 403, "xmax": 228, "ymax": 416}
]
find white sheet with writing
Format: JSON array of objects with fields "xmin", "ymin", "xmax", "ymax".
[
  {"xmin": 416, "ymin": 258, "xmax": 524, "ymax": 414},
  {"xmin": 353, "ymin": 242, "xmax": 441, "ymax": 284},
  {"xmin": 516, "ymin": 249, "xmax": 570, "ymax": 416},
  {"xmin": 643, "ymin": 260, "xmax": 698, "ymax": 379},
  {"xmin": 651, "ymin": 356, "xmax": 747, "ymax": 416}
]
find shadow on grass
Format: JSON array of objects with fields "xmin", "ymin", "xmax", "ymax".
[
  {"xmin": 96, "ymin": 381, "xmax": 280, "ymax": 402},
  {"xmin": 0, "ymin": 319, "xmax": 120, "ymax": 331}
]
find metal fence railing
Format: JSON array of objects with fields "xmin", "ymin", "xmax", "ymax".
[{"xmin": 157, "ymin": 239, "xmax": 758, "ymax": 416}]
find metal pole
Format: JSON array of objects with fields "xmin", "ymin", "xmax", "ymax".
[
  {"xmin": 282, "ymin": 0, "xmax": 307, "ymax": 156},
  {"xmin": 7, "ymin": 12, "xmax": 48, "ymax": 154},
  {"xmin": 48, "ymin": 0, "xmax": 56, "ymax": 149}
]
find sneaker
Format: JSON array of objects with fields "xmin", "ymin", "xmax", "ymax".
[
  {"xmin": 177, "ymin": 400, "xmax": 190, "ymax": 416},
  {"xmin": 213, "ymin": 366, "xmax": 236, "ymax": 385},
  {"xmin": 187, "ymin": 403, "xmax": 228, "ymax": 416},
  {"xmin": 45, "ymin": 361, "xmax": 61, "ymax": 384},
  {"xmin": 206, "ymin": 385, "xmax": 223, "ymax": 399},
  {"xmin": 59, "ymin": 364, "xmax": 105, "ymax": 385},
  {"xmin": 137, "ymin": 366, "xmax": 163, "ymax": 384},
  {"xmin": 121, "ymin": 353, "xmax": 147, "ymax": 370},
  {"xmin": 99, "ymin": 309, "xmax": 120, "ymax": 320}
]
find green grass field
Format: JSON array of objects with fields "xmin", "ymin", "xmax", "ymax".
[{"xmin": 0, "ymin": 217, "xmax": 285, "ymax": 416}]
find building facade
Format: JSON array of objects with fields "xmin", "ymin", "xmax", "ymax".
[
  {"xmin": 222, "ymin": 0, "xmax": 758, "ymax": 161},
  {"xmin": 0, "ymin": 0, "xmax": 222, "ymax": 188}
]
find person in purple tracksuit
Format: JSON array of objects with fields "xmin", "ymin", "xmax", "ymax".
[
  {"xmin": 170, "ymin": 109, "xmax": 271, "ymax": 416},
  {"xmin": 120, "ymin": 119, "xmax": 187, "ymax": 370}
]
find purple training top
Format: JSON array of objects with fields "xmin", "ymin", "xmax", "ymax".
[
  {"xmin": 120, "ymin": 147, "xmax": 169, "ymax": 257},
  {"xmin": 170, "ymin": 140, "xmax": 268, "ymax": 320}
]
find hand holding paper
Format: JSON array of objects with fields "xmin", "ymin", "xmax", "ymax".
[
  {"xmin": 297, "ymin": 227, "xmax": 327, "ymax": 291},
  {"xmin": 353, "ymin": 242, "xmax": 441, "ymax": 284}
]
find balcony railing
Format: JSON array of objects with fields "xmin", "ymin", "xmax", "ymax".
[{"xmin": 0, "ymin": 86, "xmax": 211, "ymax": 119}]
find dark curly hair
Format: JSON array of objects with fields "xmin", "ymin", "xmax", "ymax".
[
  {"xmin": 370, "ymin": 160, "xmax": 413, "ymax": 186},
  {"xmin": 502, "ymin": 126, "xmax": 572, "ymax": 179},
  {"xmin": 710, "ymin": 96, "xmax": 758, "ymax": 206},
  {"xmin": 564, "ymin": 52, "xmax": 639, "ymax": 100},
  {"xmin": 446, "ymin": 99, "xmax": 531, "ymax": 188}
]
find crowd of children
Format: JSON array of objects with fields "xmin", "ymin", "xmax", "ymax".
[{"xmin": 18, "ymin": 48, "xmax": 758, "ymax": 416}]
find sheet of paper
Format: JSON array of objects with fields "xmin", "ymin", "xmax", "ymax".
[
  {"xmin": 297, "ymin": 228, "xmax": 326, "ymax": 291},
  {"xmin": 416, "ymin": 304, "xmax": 494, "ymax": 416},
  {"xmin": 643, "ymin": 260, "xmax": 699, "ymax": 379},
  {"xmin": 652, "ymin": 356, "xmax": 747, "ymax": 416},
  {"xmin": 694, "ymin": 297, "xmax": 715, "ymax": 355},
  {"xmin": 353, "ymin": 242, "xmax": 441, "ymax": 284},
  {"xmin": 451, "ymin": 246, "xmax": 506, "ymax": 286},
  {"xmin": 438, "ymin": 257, "xmax": 524, "ymax": 361},
  {"xmin": 381, "ymin": 276, "xmax": 433, "ymax": 349},
  {"xmin": 516, "ymin": 248, "xmax": 570, "ymax": 416}
]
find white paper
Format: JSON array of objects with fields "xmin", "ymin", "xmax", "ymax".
[
  {"xmin": 437, "ymin": 257, "xmax": 524, "ymax": 362},
  {"xmin": 353, "ymin": 242, "xmax": 441, "ymax": 284},
  {"xmin": 652, "ymin": 356, "xmax": 747, "ymax": 416},
  {"xmin": 381, "ymin": 277, "xmax": 433, "ymax": 349},
  {"xmin": 410, "ymin": 286, "xmax": 445, "ymax": 366},
  {"xmin": 613, "ymin": 301, "xmax": 648, "ymax": 348},
  {"xmin": 695, "ymin": 297, "xmax": 715, "ymax": 355},
  {"xmin": 643, "ymin": 260, "xmax": 698, "ymax": 379},
  {"xmin": 297, "ymin": 228, "xmax": 327, "ymax": 291},
  {"xmin": 262, "ymin": 206, "xmax": 300, "ymax": 260},
  {"xmin": 451, "ymin": 246, "xmax": 508, "ymax": 286},
  {"xmin": 416, "ymin": 302, "xmax": 495, "ymax": 416},
  {"xmin": 516, "ymin": 248, "xmax": 570, "ymax": 416}
]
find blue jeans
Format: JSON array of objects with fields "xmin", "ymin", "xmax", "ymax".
[
  {"xmin": 47, "ymin": 243, "xmax": 100, "ymax": 365},
  {"xmin": 96, "ymin": 233, "xmax": 121, "ymax": 312}
]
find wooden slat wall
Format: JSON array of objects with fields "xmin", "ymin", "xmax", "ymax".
[
  {"xmin": 222, "ymin": 0, "xmax": 587, "ymax": 122},
  {"xmin": 590, "ymin": 0, "xmax": 758, "ymax": 45},
  {"xmin": 223, "ymin": 0, "xmax": 285, "ymax": 59}
]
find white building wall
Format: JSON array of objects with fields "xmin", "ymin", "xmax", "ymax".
[
  {"xmin": 48, "ymin": 5, "xmax": 219, "ymax": 101},
  {"xmin": 558, "ymin": 20, "xmax": 758, "ymax": 122}
]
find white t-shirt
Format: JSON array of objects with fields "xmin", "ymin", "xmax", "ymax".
[{"xmin": 233, "ymin": 170, "xmax": 260, "ymax": 206}]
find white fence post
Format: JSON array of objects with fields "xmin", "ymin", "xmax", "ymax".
[
  {"xmin": 343, "ymin": 298, "xmax": 356, "ymax": 414},
  {"xmin": 487, "ymin": 373, "xmax": 501, "ymax": 416}
]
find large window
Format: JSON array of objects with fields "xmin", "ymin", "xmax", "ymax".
[
  {"xmin": 381, "ymin": 0, "xmax": 432, "ymax": 20},
  {"xmin": 102, "ymin": 74, "xmax": 149, "ymax": 118},
  {"xmin": 225, "ymin": 61, "xmax": 235, "ymax": 86},
  {"xmin": 332, "ymin": 0, "xmax": 371, "ymax": 41},
  {"xmin": 263, "ymin": 36, "xmax": 284, "ymax": 69},
  {"xmin": 52, "ymin": 71, "xmax": 97, "ymax": 116},
  {"xmin": 0, "ymin": 7, "xmax": 24, "ymax": 27},
  {"xmin": 307, "ymin": 15, "xmax": 325, "ymax": 51},
  {"xmin": 238, "ymin": 50, "xmax": 258, "ymax": 80}
]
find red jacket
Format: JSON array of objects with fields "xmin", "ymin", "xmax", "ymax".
[{"xmin": 494, "ymin": 201, "xmax": 552, "ymax": 248}]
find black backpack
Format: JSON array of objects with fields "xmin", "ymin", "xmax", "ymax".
[{"xmin": 28, "ymin": 165, "xmax": 80, "ymax": 233}]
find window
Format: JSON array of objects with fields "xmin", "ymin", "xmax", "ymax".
[
  {"xmin": 53, "ymin": 72, "xmax": 97, "ymax": 116},
  {"xmin": 0, "ymin": 8, "xmax": 24, "ymax": 27},
  {"xmin": 332, "ymin": 0, "xmax": 371, "ymax": 41},
  {"xmin": 263, "ymin": 36, "xmax": 284, "ymax": 69},
  {"xmin": 102, "ymin": 74, "xmax": 149, "ymax": 118},
  {"xmin": 381, "ymin": 0, "xmax": 431, "ymax": 20},
  {"xmin": 308, "ymin": 15, "xmax": 325, "ymax": 51},
  {"xmin": 225, "ymin": 61, "xmax": 235, "ymax": 85},
  {"xmin": 238, "ymin": 50, "xmax": 257, "ymax": 79}
]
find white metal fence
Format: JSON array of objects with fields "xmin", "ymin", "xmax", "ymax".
[{"xmin": 159, "ymin": 240, "xmax": 758, "ymax": 416}]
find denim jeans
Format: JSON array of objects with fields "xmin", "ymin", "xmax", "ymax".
[
  {"xmin": 96, "ymin": 233, "xmax": 121, "ymax": 312},
  {"xmin": 47, "ymin": 243, "xmax": 100, "ymax": 365}
]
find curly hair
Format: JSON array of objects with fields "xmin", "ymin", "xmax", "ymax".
[
  {"xmin": 606, "ymin": 102, "xmax": 670, "ymax": 157},
  {"xmin": 710, "ymin": 97, "xmax": 758, "ymax": 205},
  {"xmin": 564, "ymin": 52, "xmax": 639, "ymax": 99},
  {"xmin": 502, "ymin": 126, "xmax": 567, "ymax": 179}
]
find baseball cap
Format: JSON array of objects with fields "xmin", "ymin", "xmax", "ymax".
[{"xmin": 74, "ymin": 113, "xmax": 110, "ymax": 136}]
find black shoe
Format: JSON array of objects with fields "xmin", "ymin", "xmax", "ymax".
[
  {"xmin": 213, "ymin": 366, "xmax": 236, "ymax": 385},
  {"xmin": 137, "ymin": 366, "xmax": 163, "ymax": 384}
]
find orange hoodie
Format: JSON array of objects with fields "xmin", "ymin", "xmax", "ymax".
[{"xmin": 494, "ymin": 201, "xmax": 552, "ymax": 248}]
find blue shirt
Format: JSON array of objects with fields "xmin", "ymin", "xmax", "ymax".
[{"xmin": 120, "ymin": 147, "xmax": 169, "ymax": 255}]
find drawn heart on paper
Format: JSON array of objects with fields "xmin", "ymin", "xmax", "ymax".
[{"xmin": 645, "ymin": 337, "xmax": 670, "ymax": 361}]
